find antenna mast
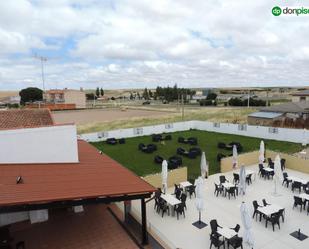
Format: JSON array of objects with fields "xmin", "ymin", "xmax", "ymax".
[{"xmin": 34, "ymin": 55, "xmax": 48, "ymax": 91}]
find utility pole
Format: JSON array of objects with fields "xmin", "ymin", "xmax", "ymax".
[
  {"xmin": 266, "ymin": 88, "xmax": 269, "ymax": 106},
  {"xmin": 247, "ymin": 89, "xmax": 250, "ymax": 108},
  {"xmin": 181, "ymin": 93, "xmax": 184, "ymax": 120},
  {"xmin": 34, "ymin": 55, "xmax": 48, "ymax": 91}
]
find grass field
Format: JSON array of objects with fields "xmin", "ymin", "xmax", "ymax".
[{"xmin": 92, "ymin": 130, "xmax": 303, "ymax": 180}]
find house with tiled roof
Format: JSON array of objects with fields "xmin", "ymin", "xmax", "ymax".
[
  {"xmin": 0, "ymin": 109, "xmax": 54, "ymax": 130},
  {"xmin": 0, "ymin": 109, "xmax": 155, "ymax": 248}
]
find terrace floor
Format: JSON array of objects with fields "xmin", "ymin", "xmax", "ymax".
[
  {"xmin": 131, "ymin": 164, "xmax": 309, "ymax": 249},
  {"xmin": 9, "ymin": 204, "xmax": 139, "ymax": 249}
]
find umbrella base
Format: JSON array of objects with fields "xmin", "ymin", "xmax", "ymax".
[
  {"xmin": 290, "ymin": 231, "xmax": 308, "ymax": 241},
  {"xmin": 192, "ymin": 221, "xmax": 207, "ymax": 229}
]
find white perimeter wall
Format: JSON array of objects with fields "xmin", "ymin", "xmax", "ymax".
[
  {"xmin": 0, "ymin": 125, "xmax": 79, "ymax": 164},
  {"xmin": 80, "ymin": 120, "xmax": 309, "ymax": 145}
]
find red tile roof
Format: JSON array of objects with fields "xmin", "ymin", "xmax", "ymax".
[
  {"xmin": 0, "ymin": 140, "xmax": 155, "ymax": 207},
  {"xmin": 0, "ymin": 109, "xmax": 54, "ymax": 130}
]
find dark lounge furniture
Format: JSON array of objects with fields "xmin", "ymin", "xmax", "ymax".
[
  {"xmin": 177, "ymin": 147, "xmax": 200, "ymax": 159},
  {"xmin": 210, "ymin": 219, "xmax": 222, "ymax": 238},
  {"xmin": 138, "ymin": 143, "xmax": 157, "ymax": 153},
  {"xmin": 189, "ymin": 147, "xmax": 201, "ymax": 156},
  {"xmin": 152, "ymin": 134, "xmax": 172, "ymax": 142},
  {"xmin": 118, "ymin": 138, "xmax": 126, "ymax": 144},
  {"xmin": 106, "ymin": 138, "xmax": 117, "ymax": 145},
  {"xmin": 154, "ymin": 155, "xmax": 164, "ymax": 164},
  {"xmin": 168, "ymin": 156, "xmax": 182, "ymax": 169},
  {"xmin": 177, "ymin": 136, "xmax": 198, "ymax": 145}
]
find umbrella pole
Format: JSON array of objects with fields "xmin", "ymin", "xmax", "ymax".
[{"xmin": 199, "ymin": 211, "xmax": 201, "ymax": 224}]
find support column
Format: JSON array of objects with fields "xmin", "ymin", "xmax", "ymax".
[{"xmin": 141, "ymin": 198, "xmax": 148, "ymax": 245}]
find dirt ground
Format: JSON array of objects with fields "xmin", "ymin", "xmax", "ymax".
[{"xmin": 52, "ymin": 108, "xmax": 172, "ymax": 125}]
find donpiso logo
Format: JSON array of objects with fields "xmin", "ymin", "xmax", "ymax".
[{"xmin": 272, "ymin": 6, "xmax": 282, "ymax": 16}]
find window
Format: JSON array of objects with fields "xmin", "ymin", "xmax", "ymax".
[
  {"xmin": 133, "ymin": 127, "xmax": 143, "ymax": 135},
  {"xmin": 300, "ymin": 96, "xmax": 306, "ymax": 102},
  {"xmin": 268, "ymin": 127, "xmax": 279, "ymax": 134},
  {"xmin": 238, "ymin": 124, "xmax": 247, "ymax": 131},
  {"xmin": 165, "ymin": 123, "xmax": 173, "ymax": 129},
  {"xmin": 213, "ymin": 122, "xmax": 220, "ymax": 128},
  {"xmin": 97, "ymin": 131, "xmax": 108, "ymax": 138}
]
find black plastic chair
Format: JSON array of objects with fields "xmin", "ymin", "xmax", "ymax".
[
  {"xmin": 246, "ymin": 174, "xmax": 252, "ymax": 185},
  {"xmin": 265, "ymin": 212, "xmax": 280, "ymax": 231},
  {"xmin": 278, "ymin": 208, "xmax": 285, "ymax": 222},
  {"xmin": 252, "ymin": 200, "xmax": 262, "ymax": 221},
  {"xmin": 233, "ymin": 173, "xmax": 239, "ymax": 184},
  {"xmin": 282, "ymin": 172, "xmax": 291, "ymax": 188},
  {"xmin": 280, "ymin": 158, "xmax": 286, "ymax": 171},
  {"xmin": 210, "ymin": 219, "xmax": 222, "ymax": 236},
  {"xmin": 158, "ymin": 200, "xmax": 170, "ymax": 217},
  {"xmin": 175, "ymin": 203, "xmax": 185, "ymax": 220},
  {"xmin": 292, "ymin": 181, "xmax": 302, "ymax": 193},
  {"xmin": 228, "ymin": 235, "xmax": 243, "ymax": 249},
  {"xmin": 118, "ymin": 138, "xmax": 125, "ymax": 144},
  {"xmin": 180, "ymin": 193, "xmax": 187, "ymax": 210},
  {"xmin": 209, "ymin": 233, "xmax": 225, "ymax": 249},
  {"xmin": 262, "ymin": 199, "xmax": 271, "ymax": 206},
  {"xmin": 258, "ymin": 164, "xmax": 264, "ymax": 176},
  {"xmin": 187, "ymin": 185, "xmax": 196, "ymax": 199},
  {"xmin": 230, "ymin": 224, "xmax": 240, "ymax": 233},
  {"xmin": 219, "ymin": 175, "xmax": 228, "ymax": 184},
  {"xmin": 226, "ymin": 187, "xmax": 237, "ymax": 199},
  {"xmin": 293, "ymin": 196, "xmax": 305, "ymax": 212},
  {"xmin": 154, "ymin": 155, "xmax": 163, "ymax": 164},
  {"xmin": 214, "ymin": 183, "xmax": 223, "ymax": 197},
  {"xmin": 106, "ymin": 138, "xmax": 117, "ymax": 145}
]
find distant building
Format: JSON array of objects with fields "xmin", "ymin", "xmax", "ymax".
[
  {"xmin": 43, "ymin": 89, "xmax": 86, "ymax": 109},
  {"xmin": 248, "ymin": 101, "xmax": 309, "ymax": 128},
  {"xmin": 291, "ymin": 90, "xmax": 309, "ymax": 102}
]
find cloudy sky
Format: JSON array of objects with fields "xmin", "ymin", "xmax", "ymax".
[{"xmin": 0, "ymin": 0, "xmax": 309, "ymax": 90}]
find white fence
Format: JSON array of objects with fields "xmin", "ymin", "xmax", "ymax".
[{"xmin": 80, "ymin": 120, "xmax": 309, "ymax": 144}]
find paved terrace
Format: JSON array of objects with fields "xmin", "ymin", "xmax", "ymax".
[
  {"xmin": 9, "ymin": 204, "xmax": 138, "ymax": 249},
  {"xmin": 131, "ymin": 164, "xmax": 309, "ymax": 249}
]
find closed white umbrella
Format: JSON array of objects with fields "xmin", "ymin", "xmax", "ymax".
[
  {"xmin": 302, "ymin": 128, "xmax": 307, "ymax": 147},
  {"xmin": 259, "ymin": 140, "xmax": 265, "ymax": 164},
  {"xmin": 161, "ymin": 160, "xmax": 168, "ymax": 194},
  {"xmin": 238, "ymin": 165, "xmax": 246, "ymax": 195},
  {"xmin": 240, "ymin": 202, "xmax": 254, "ymax": 248},
  {"xmin": 232, "ymin": 145, "xmax": 238, "ymax": 169},
  {"xmin": 192, "ymin": 177, "xmax": 207, "ymax": 229},
  {"xmin": 200, "ymin": 152, "xmax": 208, "ymax": 178},
  {"xmin": 273, "ymin": 154, "xmax": 281, "ymax": 195}
]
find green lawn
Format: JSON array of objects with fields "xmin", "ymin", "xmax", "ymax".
[{"xmin": 91, "ymin": 130, "xmax": 303, "ymax": 180}]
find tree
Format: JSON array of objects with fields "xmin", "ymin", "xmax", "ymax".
[
  {"xmin": 95, "ymin": 87, "xmax": 100, "ymax": 97},
  {"xmin": 206, "ymin": 93, "xmax": 217, "ymax": 100},
  {"xmin": 86, "ymin": 93, "xmax": 97, "ymax": 100},
  {"xmin": 137, "ymin": 92, "xmax": 141, "ymax": 100},
  {"xmin": 100, "ymin": 88, "xmax": 104, "ymax": 96},
  {"xmin": 142, "ymin": 88, "xmax": 149, "ymax": 100},
  {"xmin": 148, "ymin": 89, "xmax": 153, "ymax": 98},
  {"xmin": 19, "ymin": 87, "xmax": 43, "ymax": 105},
  {"xmin": 130, "ymin": 92, "xmax": 134, "ymax": 100}
]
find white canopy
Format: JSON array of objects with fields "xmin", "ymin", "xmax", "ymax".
[
  {"xmin": 200, "ymin": 152, "xmax": 208, "ymax": 178},
  {"xmin": 232, "ymin": 145, "xmax": 238, "ymax": 169},
  {"xmin": 273, "ymin": 155, "xmax": 281, "ymax": 195},
  {"xmin": 195, "ymin": 177, "xmax": 204, "ymax": 212},
  {"xmin": 240, "ymin": 202, "xmax": 254, "ymax": 248},
  {"xmin": 259, "ymin": 140, "xmax": 265, "ymax": 164},
  {"xmin": 161, "ymin": 160, "xmax": 168, "ymax": 194},
  {"xmin": 238, "ymin": 165, "xmax": 246, "ymax": 195}
]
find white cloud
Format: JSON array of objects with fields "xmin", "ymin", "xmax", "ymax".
[{"xmin": 0, "ymin": 0, "xmax": 309, "ymax": 90}]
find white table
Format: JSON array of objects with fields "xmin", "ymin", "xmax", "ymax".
[
  {"xmin": 264, "ymin": 168, "xmax": 274, "ymax": 172},
  {"xmin": 222, "ymin": 182, "xmax": 236, "ymax": 190},
  {"xmin": 180, "ymin": 181, "xmax": 192, "ymax": 188},
  {"xmin": 234, "ymin": 169, "xmax": 255, "ymax": 176},
  {"xmin": 161, "ymin": 194, "xmax": 181, "ymax": 216},
  {"xmin": 287, "ymin": 176, "xmax": 308, "ymax": 185},
  {"xmin": 161, "ymin": 194, "xmax": 181, "ymax": 206},
  {"xmin": 258, "ymin": 204, "xmax": 283, "ymax": 217},
  {"xmin": 299, "ymin": 193, "xmax": 309, "ymax": 201},
  {"xmin": 217, "ymin": 227, "xmax": 237, "ymax": 240}
]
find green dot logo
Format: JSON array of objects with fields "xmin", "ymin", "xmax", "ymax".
[{"xmin": 272, "ymin": 6, "xmax": 282, "ymax": 16}]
